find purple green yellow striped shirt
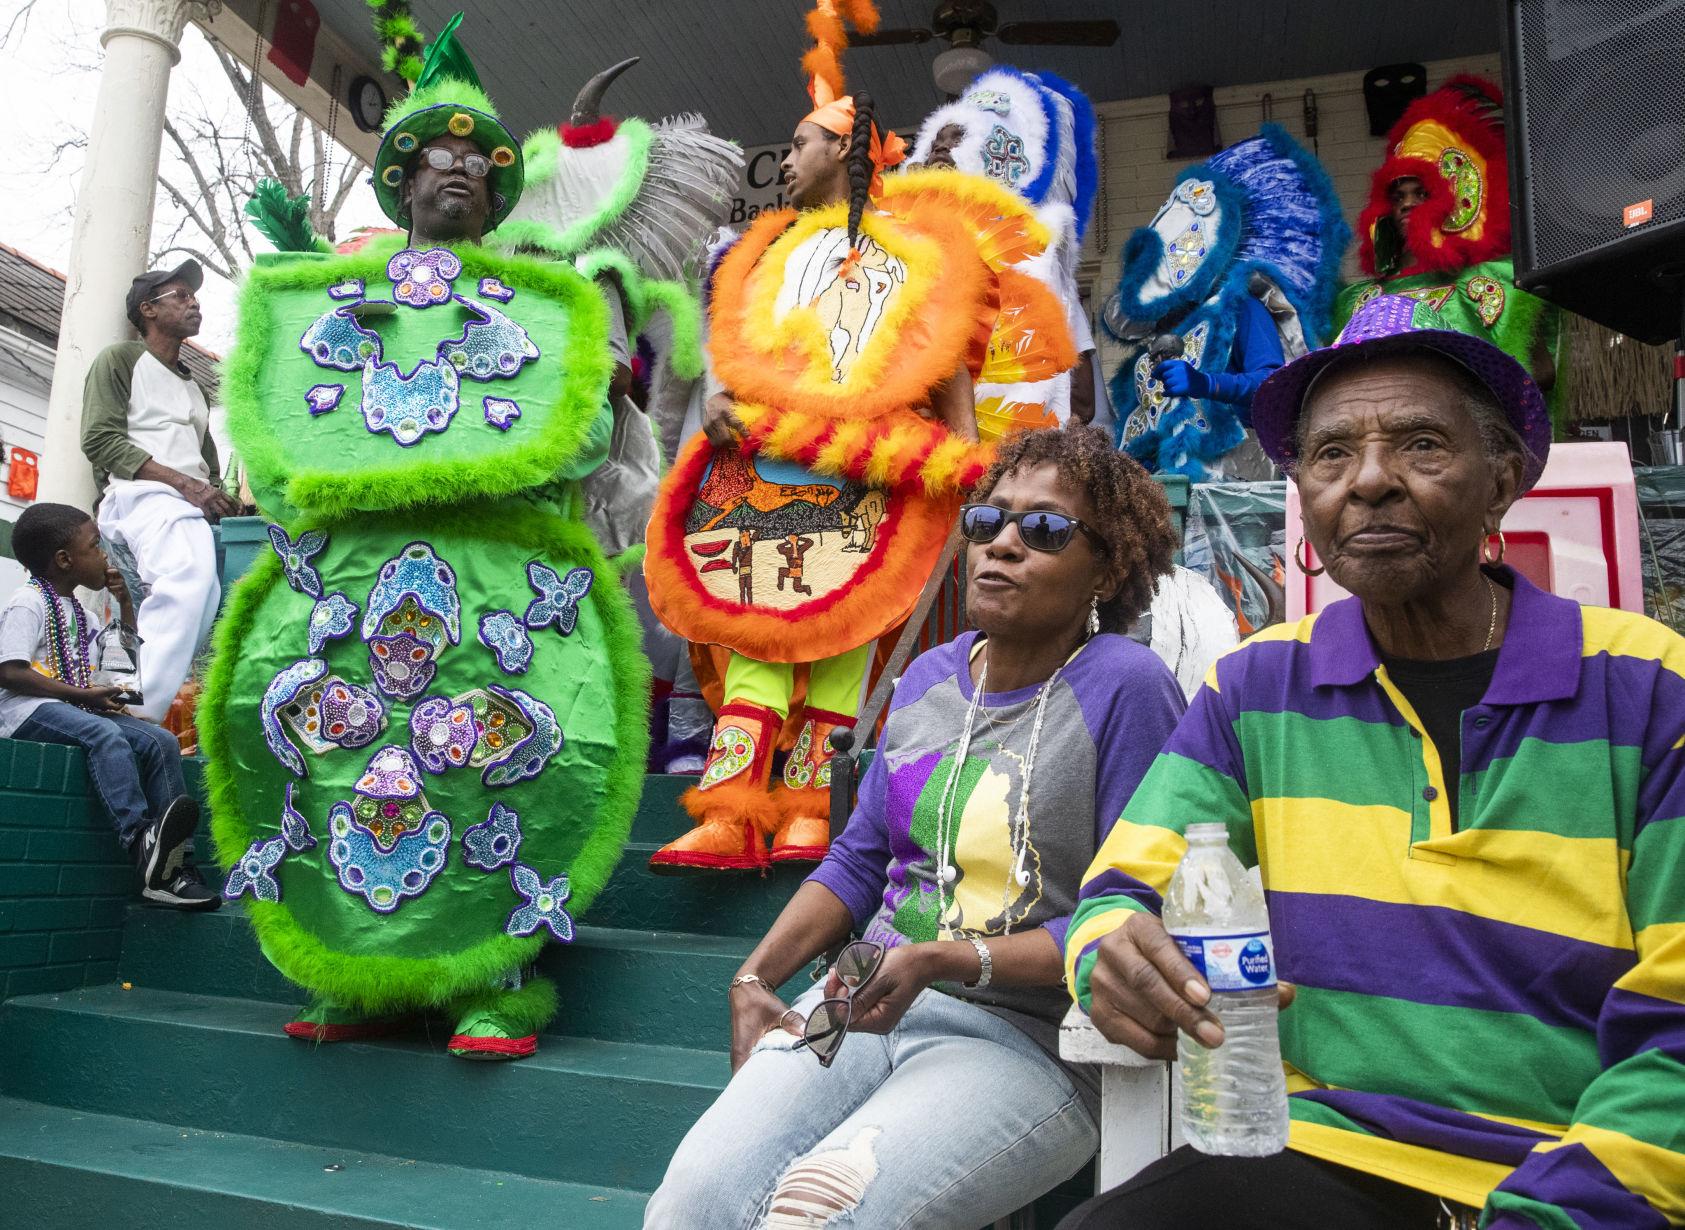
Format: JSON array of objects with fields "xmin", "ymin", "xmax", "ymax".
[{"xmin": 1065, "ymin": 568, "xmax": 1685, "ymax": 1228}]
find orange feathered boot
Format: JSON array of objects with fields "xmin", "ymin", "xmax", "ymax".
[
  {"xmin": 649, "ymin": 701, "xmax": 782, "ymax": 874},
  {"xmin": 769, "ymin": 710, "xmax": 854, "ymax": 864}
]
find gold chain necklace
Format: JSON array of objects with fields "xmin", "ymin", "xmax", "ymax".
[{"xmin": 1481, "ymin": 576, "xmax": 1499, "ymax": 653}]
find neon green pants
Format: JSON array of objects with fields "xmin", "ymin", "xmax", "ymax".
[{"xmin": 722, "ymin": 644, "xmax": 871, "ymax": 721}]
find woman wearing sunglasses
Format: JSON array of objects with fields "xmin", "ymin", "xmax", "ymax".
[{"xmin": 646, "ymin": 427, "xmax": 1187, "ymax": 1228}]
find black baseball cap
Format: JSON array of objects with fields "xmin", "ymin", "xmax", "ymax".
[{"xmin": 125, "ymin": 259, "xmax": 203, "ymax": 329}]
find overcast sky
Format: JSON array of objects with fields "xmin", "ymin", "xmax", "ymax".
[{"xmin": 1, "ymin": 0, "xmax": 383, "ymax": 355}]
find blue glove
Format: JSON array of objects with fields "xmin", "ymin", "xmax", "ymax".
[{"xmin": 1151, "ymin": 358, "xmax": 1213, "ymax": 400}]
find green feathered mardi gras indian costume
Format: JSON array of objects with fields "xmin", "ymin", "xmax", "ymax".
[{"xmin": 207, "ymin": 17, "xmax": 648, "ymax": 1059}]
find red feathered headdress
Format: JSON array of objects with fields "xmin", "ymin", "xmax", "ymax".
[{"xmin": 1357, "ymin": 75, "xmax": 1510, "ymax": 278}]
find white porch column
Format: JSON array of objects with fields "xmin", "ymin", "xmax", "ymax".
[{"xmin": 38, "ymin": 0, "xmax": 217, "ymax": 510}]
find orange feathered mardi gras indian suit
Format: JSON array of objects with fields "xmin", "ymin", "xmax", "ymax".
[{"xmin": 643, "ymin": 0, "xmax": 1076, "ymax": 871}]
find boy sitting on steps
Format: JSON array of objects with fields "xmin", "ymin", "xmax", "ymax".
[{"xmin": 0, "ymin": 503, "xmax": 217, "ymax": 909}]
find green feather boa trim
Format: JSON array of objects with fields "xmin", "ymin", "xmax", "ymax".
[
  {"xmin": 565, "ymin": 248, "xmax": 707, "ymax": 384},
  {"xmin": 639, "ymin": 277, "xmax": 705, "ymax": 382},
  {"xmin": 225, "ymin": 236, "xmax": 610, "ymax": 521},
  {"xmin": 499, "ymin": 119, "xmax": 654, "ymax": 259},
  {"xmin": 451, "ymin": 976, "xmax": 559, "ymax": 1035},
  {"xmin": 365, "ymin": 0, "xmax": 426, "ymax": 82},
  {"xmin": 609, "ymin": 542, "xmax": 646, "ymax": 578},
  {"xmin": 201, "ymin": 502, "xmax": 650, "ymax": 1016},
  {"xmin": 379, "ymin": 77, "xmax": 500, "ymax": 136},
  {"xmin": 539, "ymin": 243, "xmax": 706, "ymax": 383}
]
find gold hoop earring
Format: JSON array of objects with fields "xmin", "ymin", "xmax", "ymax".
[
  {"xmin": 1294, "ymin": 537, "xmax": 1325, "ymax": 577},
  {"xmin": 1482, "ymin": 530, "xmax": 1506, "ymax": 566}
]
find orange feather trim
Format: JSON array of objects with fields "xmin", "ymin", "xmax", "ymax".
[
  {"xmin": 731, "ymin": 403, "xmax": 997, "ymax": 496},
  {"xmin": 709, "ymin": 204, "xmax": 992, "ymax": 424},
  {"xmin": 878, "ymin": 169, "xmax": 1053, "ymax": 270},
  {"xmin": 805, "ymin": 7, "xmax": 846, "ymax": 47},
  {"xmin": 836, "ymin": 0, "xmax": 880, "ymax": 34},
  {"xmin": 679, "ymin": 781, "xmax": 785, "ymax": 836},
  {"xmin": 980, "ymin": 269, "xmax": 1079, "ymax": 385},
  {"xmin": 644, "ymin": 432, "xmax": 963, "ymax": 663},
  {"xmin": 801, "ymin": 0, "xmax": 880, "ymax": 106}
]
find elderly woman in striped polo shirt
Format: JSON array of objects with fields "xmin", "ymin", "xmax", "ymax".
[{"xmin": 1059, "ymin": 296, "xmax": 1685, "ymax": 1230}]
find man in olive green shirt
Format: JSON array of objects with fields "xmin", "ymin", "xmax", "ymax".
[{"xmin": 81, "ymin": 259, "xmax": 238, "ymax": 720}]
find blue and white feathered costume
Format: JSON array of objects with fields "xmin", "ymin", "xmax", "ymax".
[
  {"xmin": 909, "ymin": 65, "xmax": 1099, "ymax": 428},
  {"xmin": 1100, "ymin": 125, "xmax": 1348, "ymax": 479}
]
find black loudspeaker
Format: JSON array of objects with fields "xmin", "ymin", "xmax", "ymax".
[{"xmin": 1503, "ymin": 1, "xmax": 1685, "ymax": 344}]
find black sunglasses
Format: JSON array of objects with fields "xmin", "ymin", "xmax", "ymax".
[
  {"xmin": 420, "ymin": 147, "xmax": 491, "ymax": 179},
  {"xmin": 792, "ymin": 940, "xmax": 885, "ymax": 1068},
  {"xmin": 960, "ymin": 504, "xmax": 1108, "ymax": 554}
]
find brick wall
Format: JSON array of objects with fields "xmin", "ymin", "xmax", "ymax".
[
  {"xmin": 0, "ymin": 738, "xmax": 207, "ymax": 1000},
  {"xmin": 1077, "ymin": 53, "xmax": 1503, "ymax": 295}
]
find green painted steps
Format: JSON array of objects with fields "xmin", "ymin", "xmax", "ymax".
[
  {"xmin": 0, "ymin": 985, "xmax": 725, "ymax": 1194},
  {"xmin": 0, "ymin": 1097, "xmax": 645, "ymax": 1228},
  {"xmin": 120, "ymin": 906, "xmax": 811, "ymax": 1052}
]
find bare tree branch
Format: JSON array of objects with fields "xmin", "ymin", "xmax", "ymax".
[
  {"xmin": 209, "ymin": 41, "xmax": 297, "ymax": 194},
  {"xmin": 152, "ymin": 244, "xmax": 236, "ymax": 283},
  {"xmin": 0, "ymin": 0, "xmax": 42, "ymax": 49}
]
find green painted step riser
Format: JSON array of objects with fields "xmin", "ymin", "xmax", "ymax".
[
  {"xmin": 0, "ymin": 1161, "xmax": 405, "ymax": 1230},
  {"xmin": 544, "ymin": 942, "xmax": 795, "ymax": 1049},
  {"xmin": 0, "ymin": 1096, "xmax": 649, "ymax": 1229},
  {"xmin": 587, "ymin": 852, "xmax": 808, "ymax": 937},
  {"xmin": 119, "ymin": 910, "xmax": 802, "ymax": 1051},
  {"xmin": 629, "ymin": 776, "xmax": 698, "ymax": 845},
  {"xmin": 0, "ymin": 1000, "xmax": 719, "ymax": 1192}
]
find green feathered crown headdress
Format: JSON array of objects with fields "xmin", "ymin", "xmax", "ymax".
[{"xmin": 371, "ymin": 12, "xmax": 524, "ymax": 231}]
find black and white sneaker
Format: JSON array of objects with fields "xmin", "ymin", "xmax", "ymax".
[
  {"xmin": 131, "ymin": 796, "xmax": 200, "ymax": 894},
  {"xmin": 142, "ymin": 861, "xmax": 221, "ymax": 911}
]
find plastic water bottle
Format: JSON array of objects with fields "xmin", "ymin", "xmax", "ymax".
[{"xmin": 1163, "ymin": 821, "xmax": 1289, "ymax": 1155}]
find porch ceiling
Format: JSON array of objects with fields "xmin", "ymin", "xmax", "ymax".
[{"xmin": 223, "ymin": 0, "xmax": 1499, "ymax": 152}]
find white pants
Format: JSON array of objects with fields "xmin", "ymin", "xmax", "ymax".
[{"xmin": 97, "ymin": 483, "xmax": 220, "ymax": 721}]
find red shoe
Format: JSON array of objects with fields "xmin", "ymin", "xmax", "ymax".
[{"xmin": 447, "ymin": 1032, "xmax": 538, "ymax": 1060}]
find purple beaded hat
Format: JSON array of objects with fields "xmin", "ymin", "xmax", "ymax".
[{"xmin": 1251, "ymin": 293, "xmax": 1552, "ymax": 492}]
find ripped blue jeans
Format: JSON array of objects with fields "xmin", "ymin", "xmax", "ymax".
[{"xmin": 644, "ymin": 986, "xmax": 1097, "ymax": 1229}]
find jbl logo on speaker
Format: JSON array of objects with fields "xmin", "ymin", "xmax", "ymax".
[{"xmin": 1624, "ymin": 200, "xmax": 1655, "ymax": 229}]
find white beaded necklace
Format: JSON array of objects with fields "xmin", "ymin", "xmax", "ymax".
[{"xmin": 931, "ymin": 639, "xmax": 1079, "ymax": 939}]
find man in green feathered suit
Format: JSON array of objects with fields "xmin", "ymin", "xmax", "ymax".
[{"xmin": 205, "ymin": 14, "xmax": 648, "ymax": 1059}]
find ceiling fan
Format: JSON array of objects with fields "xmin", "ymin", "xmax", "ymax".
[{"xmin": 853, "ymin": 1, "xmax": 1120, "ymax": 94}]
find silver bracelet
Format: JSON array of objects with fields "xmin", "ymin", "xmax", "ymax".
[
  {"xmin": 963, "ymin": 937, "xmax": 993, "ymax": 990},
  {"xmin": 729, "ymin": 973, "xmax": 772, "ymax": 993}
]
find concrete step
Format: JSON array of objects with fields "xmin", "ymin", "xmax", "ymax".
[
  {"xmin": 119, "ymin": 906, "xmax": 812, "ymax": 1052},
  {"xmin": 0, "ymin": 1096, "xmax": 646, "ymax": 1228},
  {"xmin": 0, "ymin": 985, "xmax": 726, "ymax": 1193},
  {"xmin": 586, "ymin": 843, "xmax": 810, "ymax": 938}
]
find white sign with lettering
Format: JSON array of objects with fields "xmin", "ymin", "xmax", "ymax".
[{"xmin": 728, "ymin": 141, "xmax": 794, "ymax": 225}]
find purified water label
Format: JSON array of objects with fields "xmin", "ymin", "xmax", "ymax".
[{"xmin": 1174, "ymin": 930, "xmax": 1276, "ymax": 991}]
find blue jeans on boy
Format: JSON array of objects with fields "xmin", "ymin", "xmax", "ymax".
[
  {"xmin": 14, "ymin": 703, "xmax": 184, "ymax": 846},
  {"xmin": 645, "ymin": 985, "xmax": 1098, "ymax": 1229}
]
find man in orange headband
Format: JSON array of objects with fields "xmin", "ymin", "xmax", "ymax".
[
  {"xmin": 700, "ymin": 96, "xmax": 906, "ymax": 449},
  {"xmin": 648, "ymin": 2, "xmax": 985, "ymax": 877},
  {"xmin": 799, "ymin": 96, "xmax": 906, "ymax": 198}
]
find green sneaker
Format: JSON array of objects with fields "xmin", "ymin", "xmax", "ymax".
[
  {"xmin": 283, "ymin": 1000, "xmax": 415, "ymax": 1044},
  {"xmin": 448, "ymin": 1004, "xmax": 538, "ymax": 1060}
]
